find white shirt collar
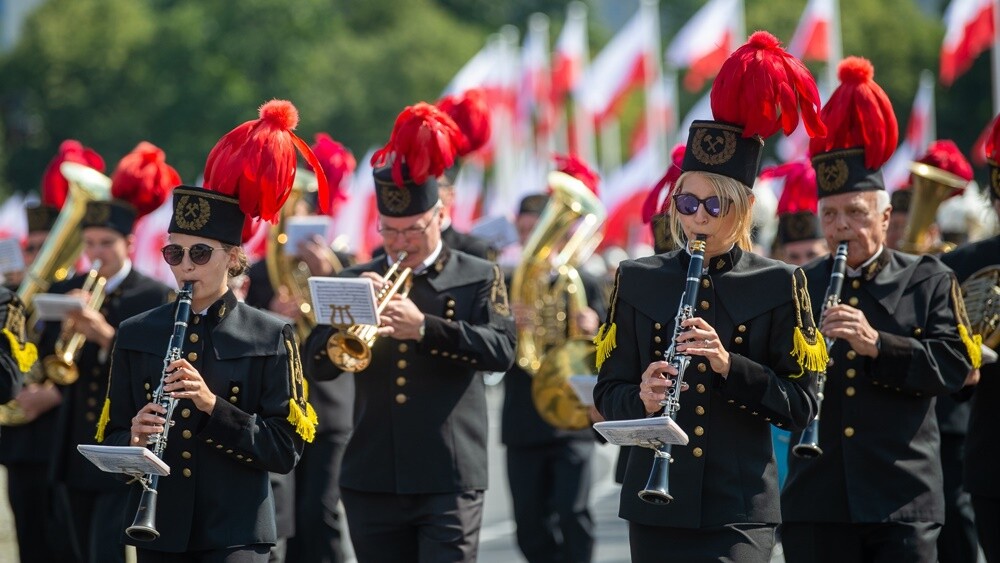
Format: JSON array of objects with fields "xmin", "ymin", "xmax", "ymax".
[
  {"xmin": 103, "ymin": 259, "xmax": 132, "ymax": 293},
  {"xmin": 387, "ymin": 241, "xmax": 443, "ymax": 275},
  {"xmin": 847, "ymin": 246, "xmax": 883, "ymax": 278}
]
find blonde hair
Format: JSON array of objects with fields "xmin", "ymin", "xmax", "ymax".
[
  {"xmin": 669, "ymin": 171, "xmax": 755, "ymax": 251},
  {"xmin": 223, "ymin": 244, "xmax": 249, "ymax": 277}
]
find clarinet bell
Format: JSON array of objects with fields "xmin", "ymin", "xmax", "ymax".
[
  {"xmin": 126, "ymin": 489, "xmax": 160, "ymax": 541},
  {"xmin": 792, "ymin": 420, "xmax": 823, "ymax": 458},
  {"xmin": 638, "ymin": 450, "xmax": 673, "ymax": 505}
]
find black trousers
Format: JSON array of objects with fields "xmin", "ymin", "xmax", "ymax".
[
  {"xmin": 938, "ymin": 433, "xmax": 979, "ymax": 563},
  {"xmin": 781, "ymin": 521, "xmax": 940, "ymax": 563},
  {"xmin": 4, "ymin": 462, "xmax": 75, "ymax": 563},
  {"xmin": 285, "ymin": 436, "xmax": 348, "ymax": 563},
  {"xmin": 972, "ymin": 495, "xmax": 1000, "ymax": 563},
  {"xmin": 628, "ymin": 522, "xmax": 776, "ymax": 563},
  {"xmin": 342, "ymin": 487, "xmax": 484, "ymax": 563},
  {"xmin": 65, "ymin": 487, "xmax": 128, "ymax": 563},
  {"xmin": 506, "ymin": 440, "xmax": 595, "ymax": 563},
  {"xmin": 137, "ymin": 545, "xmax": 270, "ymax": 563}
]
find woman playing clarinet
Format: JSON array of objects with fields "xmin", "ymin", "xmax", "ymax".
[
  {"xmin": 592, "ymin": 32, "xmax": 825, "ymax": 563},
  {"xmin": 97, "ymin": 101, "xmax": 324, "ymax": 563}
]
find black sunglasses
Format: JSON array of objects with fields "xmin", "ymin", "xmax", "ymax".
[
  {"xmin": 161, "ymin": 243, "xmax": 225, "ymax": 266},
  {"xmin": 672, "ymin": 193, "xmax": 729, "ymax": 218}
]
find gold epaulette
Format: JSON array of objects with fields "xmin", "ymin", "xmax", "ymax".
[
  {"xmin": 284, "ymin": 332, "xmax": 318, "ymax": 443},
  {"xmin": 3, "ymin": 298, "xmax": 37, "ymax": 373},
  {"xmin": 594, "ymin": 268, "xmax": 622, "ymax": 370},
  {"xmin": 789, "ymin": 269, "xmax": 828, "ymax": 377},
  {"xmin": 952, "ymin": 278, "xmax": 982, "ymax": 369}
]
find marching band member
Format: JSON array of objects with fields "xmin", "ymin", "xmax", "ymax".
[
  {"xmin": 781, "ymin": 58, "xmax": 976, "ymax": 563},
  {"xmin": 303, "ymin": 101, "xmax": 516, "ymax": 563},
  {"xmin": 939, "ymin": 115, "xmax": 1000, "ymax": 563},
  {"xmin": 593, "ymin": 32, "xmax": 826, "ymax": 563},
  {"xmin": 501, "ymin": 159, "xmax": 607, "ymax": 563},
  {"xmin": 41, "ymin": 142, "xmax": 176, "ymax": 563},
  {"xmin": 98, "ymin": 100, "xmax": 320, "ymax": 563},
  {"xmin": 766, "ymin": 160, "xmax": 828, "ymax": 267}
]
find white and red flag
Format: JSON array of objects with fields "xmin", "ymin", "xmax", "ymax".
[
  {"xmin": 666, "ymin": 0, "xmax": 742, "ymax": 92},
  {"xmin": 787, "ymin": 0, "xmax": 836, "ymax": 62},
  {"xmin": 883, "ymin": 70, "xmax": 937, "ymax": 190},
  {"xmin": 940, "ymin": 0, "xmax": 994, "ymax": 86},
  {"xmin": 551, "ymin": 2, "xmax": 588, "ymax": 107}
]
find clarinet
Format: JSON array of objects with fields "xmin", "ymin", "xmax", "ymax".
[
  {"xmin": 639, "ymin": 234, "xmax": 707, "ymax": 504},
  {"xmin": 126, "ymin": 281, "xmax": 194, "ymax": 541},
  {"xmin": 792, "ymin": 241, "xmax": 849, "ymax": 458}
]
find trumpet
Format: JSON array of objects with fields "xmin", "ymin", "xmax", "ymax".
[
  {"xmin": 639, "ymin": 234, "xmax": 707, "ymax": 505},
  {"xmin": 126, "ymin": 281, "xmax": 194, "ymax": 542},
  {"xmin": 326, "ymin": 252, "xmax": 412, "ymax": 373},
  {"xmin": 792, "ymin": 241, "xmax": 848, "ymax": 458},
  {"xmin": 42, "ymin": 261, "xmax": 107, "ymax": 386}
]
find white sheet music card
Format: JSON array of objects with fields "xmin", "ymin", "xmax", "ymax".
[
  {"xmin": 308, "ymin": 276, "xmax": 378, "ymax": 326},
  {"xmin": 32, "ymin": 293, "xmax": 85, "ymax": 321},
  {"xmin": 0, "ymin": 238, "xmax": 24, "ymax": 274},
  {"xmin": 568, "ymin": 375, "xmax": 598, "ymax": 406},
  {"xmin": 284, "ymin": 216, "xmax": 333, "ymax": 256},
  {"xmin": 470, "ymin": 215, "xmax": 519, "ymax": 249},
  {"xmin": 593, "ymin": 416, "xmax": 690, "ymax": 448},
  {"xmin": 77, "ymin": 445, "xmax": 170, "ymax": 477}
]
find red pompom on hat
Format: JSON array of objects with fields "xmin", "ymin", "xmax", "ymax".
[
  {"xmin": 41, "ymin": 140, "xmax": 105, "ymax": 209},
  {"xmin": 370, "ymin": 102, "xmax": 463, "ymax": 188},
  {"xmin": 915, "ymin": 140, "xmax": 973, "ymax": 182},
  {"xmin": 310, "ymin": 133, "xmax": 355, "ymax": 216},
  {"xmin": 767, "ymin": 160, "xmax": 819, "ymax": 215},
  {"xmin": 110, "ymin": 141, "xmax": 180, "ymax": 218},
  {"xmin": 437, "ymin": 88, "xmax": 492, "ymax": 157},
  {"xmin": 642, "ymin": 144, "xmax": 686, "ymax": 224},
  {"xmin": 809, "ymin": 57, "xmax": 898, "ymax": 171},
  {"xmin": 711, "ymin": 31, "xmax": 826, "ymax": 139},
  {"xmin": 554, "ymin": 153, "xmax": 600, "ymax": 197},
  {"xmin": 203, "ymin": 99, "xmax": 330, "ymax": 222}
]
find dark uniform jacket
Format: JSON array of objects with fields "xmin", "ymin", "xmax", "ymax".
[
  {"xmin": 43, "ymin": 269, "xmax": 171, "ymax": 491},
  {"xmin": 594, "ymin": 246, "xmax": 820, "ymax": 528},
  {"xmin": 102, "ymin": 291, "xmax": 308, "ymax": 552},
  {"xmin": 783, "ymin": 248, "xmax": 973, "ymax": 524},
  {"xmin": 305, "ymin": 245, "xmax": 516, "ymax": 494},
  {"xmin": 501, "ymin": 270, "xmax": 607, "ymax": 447},
  {"xmin": 941, "ymin": 234, "xmax": 1000, "ymax": 500}
]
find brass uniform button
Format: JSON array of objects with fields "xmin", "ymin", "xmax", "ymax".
[
  {"xmin": 694, "ymin": 426, "xmax": 704, "ymax": 436},
  {"xmin": 844, "ymin": 427, "xmax": 855, "ymax": 438},
  {"xmin": 654, "ymin": 323, "xmax": 662, "ymax": 330},
  {"xmin": 182, "ymin": 468, "xmax": 192, "ymax": 478},
  {"xmin": 447, "ymin": 299, "xmax": 456, "ymax": 307},
  {"xmin": 653, "ymin": 336, "xmax": 662, "ymax": 343},
  {"xmin": 737, "ymin": 325, "xmax": 747, "ymax": 333},
  {"xmin": 229, "ymin": 396, "xmax": 238, "ymax": 403},
  {"xmin": 851, "ymin": 280, "xmax": 861, "ymax": 289},
  {"xmin": 187, "ymin": 352, "xmax": 198, "ymax": 362},
  {"xmin": 144, "ymin": 382, "xmax": 151, "ymax": 390},
  {"xmin": 695, "ymin": 406, "xmax": 705, "ymax": 415},
  {"xmin": 181, "ymin": 408, "xmax": 191, "ymax": 418},
  {"xmin": 445, "ymin": 310, "xmax": 455, "ymax": 318},
  {"xmin": 697, "ymin": 363, "xmax": 707, "ymax": 373},
  {"xmin": 182, "ymin": 430, "xmax": 192, "ymax": 439},
  {"xmin": 395, "ymin": 394, "xmax": 407, "ymax": 405},
  {"xmin": 396, "ymin": 377, "xmax": 407, "ymax": 386},
  {"xmin": 189, "ymin": 333, "xmax": 199, "ymax": 343},
  {"xmin": 85, "ymin": 412, "xmax": 96, "ymax": 422},
  {"xmin": 913, "ymin": 328, "xmax": 922, "ymax": 337},
  {"xmin": 846, "ymin": 368, "xmax": 856, "ymax": 379},
  {"xmin": 231, "ymin": 386, "xmax": 239, "ymax": 394},
  {"xmin": 734, "ymin": 337, "xmax": 743, "ymax": 344},
  {"xmin": 845, "ymin": 386, "xmax": 856, "ymax": 397},
  {"xmin": 397, "ymin": 360, "xmax": 407, "ymax": 369},
  {"xmin": 848, "ymin": 297, "xmax": 859, "ymax": 307},
  {"xmin": 692, "ymin": 447, "xmax": 704, "ymax": 458},
  {"xmin": 699, "ymin": 301, "xmax": 710, "ymax": 310},
  {"xmin": 846, "ymin": 350, "xmax": 857, "ymax": 360},
  {"xmin": 701, "ymin": 279, "xmax": 710, "ymax": 288},
  {"xmin": 696, "ymin": 384, "xmax": 706, "ymax": 394},
  {"xmin": 89, "ymin": 382, "xmax": 99, "ymax": 392},
  {"xmin": 87, "ymin": 398, "xmax": 97, "ymax": 408},
  {"xmin": 398, "ymin": 343, "xmax": 408, "ymax": 353},
  {"xmin": 181, "ymin": 451, "xmax": 192, "ymax": 459}
]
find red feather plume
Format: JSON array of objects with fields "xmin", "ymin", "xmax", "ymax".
[
  {"xmin": 710, "ymin": 31, "xmax": 826, "ymax": 140},
  {"xmin": 110, "ymin": 142, "xmax": 180, "ymax": 219},
  {"xmin": 642, "ymin": 144, "xmax": 686, "ymax": 223},
  {"xmin": 916, "ymin": 140, "xmax": 973, "ymax": 182},
  {"xmin": 41, "ymin": 140, "xmax": 105, "ymax": 209},
  {"xmin": 437, "ymin": 88, "xmax": 492, "ymax": 156},
  {"xmin": 371, "ymin": 103, "xmax": 463, "ymax": 188},
  {"xmin": 203, "ymin": 99, "xmax": 330, "ymax": 222},
  {"xmin": 808, "ymin": 57, "xmax": 898, "ymax": 170},
  {"xmin": 554, "ymin": 153, "xmax": 600, "ymax": 197},
  {"xmin": 310, "ymin": 133, "xmax": 355, "ymax": 216},
  {"xmin": 763, "ymin": 160, "xmax": 819, "ymax": 215}
]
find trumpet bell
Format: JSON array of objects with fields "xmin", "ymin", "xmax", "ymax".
[
  {"xmin": 326, "ymin": 331, "xmax": 373, "ymax": 373},
  {"xmin": 42, "ymin": 354, "xmax": 79, "ymax": 385}
]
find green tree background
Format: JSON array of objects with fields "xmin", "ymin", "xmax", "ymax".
[{"xmin": 0, "ymin": 0, "xmax": 992, "ymax": 199}]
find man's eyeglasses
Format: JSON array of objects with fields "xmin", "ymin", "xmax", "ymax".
[
  {"xmin": 672, "ymin": 193, "xmax": 730, "ymax": 218},
  {"xmin": 161, "ymin": 244, "xmax": 225, "ymax": 266},
  {"xmin": 378, "ymin": 220, "xmax": 433, "ymax": 240}
]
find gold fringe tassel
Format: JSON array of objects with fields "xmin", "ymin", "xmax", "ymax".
[
  {"xmin": 790, "ymin": 327, "xmax": 829, "ymax": 378},
  {"xmin": 94, "ymin": 398, "xmax": 111, "ymax": 443},
  {"xmin": 288, "ymin": 400, "xmax": 317, "ymax": 443},
  {"xmin": 958, "ymin": 324, "xmax": 983, "ymax": 370},
  {"xmin": 593, "ymin": 322, "xmax": 617, "ymax": 370},
  {"xmin": 2, "ymin": 328, "xmax": 37, "ymax": 373}
]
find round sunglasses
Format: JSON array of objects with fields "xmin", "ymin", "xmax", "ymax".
[
  {"xmin": 161, "ymin": 244, "xmax": 225, "ymax": 266},
  {"xmin": 671, "ymin": 193, "xmax": 730, "ymax": 218}
]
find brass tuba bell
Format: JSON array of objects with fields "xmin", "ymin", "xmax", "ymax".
[
  {"xmin": 326, "ymin": 253, "xmax": 412, "ymax": 373},
  {"xmin": 900, "ymin": 162, "xmax": 968, "ymax": 254},
  {"xmin": 511, "ymin": 171, "xmax": 606, "ymax": 430}
]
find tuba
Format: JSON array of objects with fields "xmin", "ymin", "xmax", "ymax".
[
  {"xmin": 326, "ymin": 253, "xmax": 412, "ymax": 373},
  {"xmin": 41, "ymin": 262, "xmax": 107, "ymax": 385},
  {"xmin": 900, "ymin": 162, "xmax": 968, "ymax": 254},
  {"xmin": 511, "ymin": 171, "xmax": 606, "ymax": 430}
]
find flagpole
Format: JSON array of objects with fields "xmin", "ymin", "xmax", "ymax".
[
  {"xmin": 529, "ymin": 13, "xmax": 556, "ymax": 161},
  {"xmin": 641, "ymin": 0, "xmax": 666, "ymax": 171},
  {"xmin": 828, "ymin": 0, "xmax": 843, "ymax": 90},
  {"xmin": 921, "ymin": 69, "xmax": 937, "ymax": 147},
  {"xmin": 569, "ymin": 2, "xmax": 596, "ymax": 164}
]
